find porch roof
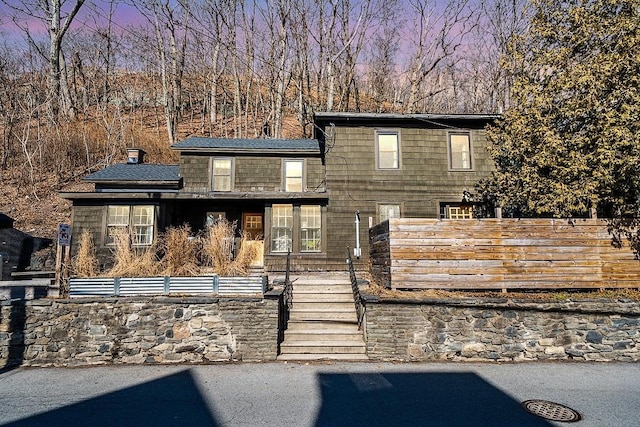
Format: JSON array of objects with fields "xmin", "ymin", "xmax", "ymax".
[
  {"xmin": 171, "ymin": 137, "xmax": 320, "ymax": 154},
  {"xmin": 59, "ymin": 190, "xmax": 329, "ymax": 202},
  {"xmin": 83, "ymin": 164, "xmax": 180, "ymax": 183}
]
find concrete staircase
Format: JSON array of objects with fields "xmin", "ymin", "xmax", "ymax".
[{"xmin": 278, "ymin": 274, "xmax": 368, "ymax": 361}]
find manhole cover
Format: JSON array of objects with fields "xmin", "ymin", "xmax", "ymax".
[{"xmin": 521, "ymin": 400, "xmax": 582, "ymax": 423}]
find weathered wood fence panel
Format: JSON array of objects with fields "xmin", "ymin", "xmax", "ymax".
[{"xmin": 369, "ymin": 218, "xmax": 640, "ymax": 290}]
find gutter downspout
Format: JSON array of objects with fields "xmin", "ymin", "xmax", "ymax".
[{"xmin": 354, "ymin": 210, "xmax": 361, "ymax": 259}]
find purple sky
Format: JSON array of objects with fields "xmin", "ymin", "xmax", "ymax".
[{"xmin": 0, "ymin": 1, "xmax": 144, "ymax": 39}]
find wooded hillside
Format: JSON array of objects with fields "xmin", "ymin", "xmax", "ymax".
[{"xmin": 0, "ymin": 0, "xmax": 528, "ymax": 238}]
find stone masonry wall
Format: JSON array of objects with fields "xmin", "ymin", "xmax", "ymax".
[
  {"xmin": 363, "ymin": 296, "xmax": 640, "ymax": 362},
  {"xmin": 1, "ymin": 295, "xmax": 279, "ymax": 367}
]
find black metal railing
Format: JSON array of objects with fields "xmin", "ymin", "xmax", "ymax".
[
  {"xmin": 346, "ymin": 247, "xmax": 365, "ymax": 330},
  {"xmin": 283, "ymin": 250, "xmax": 293, "ymax": 311},
  {"xmin": 277, "ymin": 251, "xmax": 294, "ymax": 354}
]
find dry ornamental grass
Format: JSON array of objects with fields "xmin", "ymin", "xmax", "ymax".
[
  {"xmin": 72, "ymin": 229, "xmax": 99, "ymax": 277},
  {"xmin": 158, "ymin": 224, "xmax": 199, "ymax": 277},
  {"xmin": 107, "ymin": 229, "xmax": 160, "ymax": 278},
  {"xmin": 72, "ymin": 220, "xmax": 258, "ymax": 278},
  {"xmin": 201, "ymin": 219, "xmax": 258, "ymax": 276}
]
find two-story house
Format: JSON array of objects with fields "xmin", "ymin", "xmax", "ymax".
[{"xmin": 60, "ymin": 112, "xmax": 498, "ymax": 272}]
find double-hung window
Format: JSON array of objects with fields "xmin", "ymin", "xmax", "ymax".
[
  {"xmin": 212, "ymin": 158, "xmax": 233, "ymax": 191},
  {"xmin": 270, "ymin": 204, "xmax": 323, "ymax": 253},
  {"xmin": 449, "ymin": 132, "xmax": 472, "ymax": 170},
  {"xmin": 376, "ymin": 131, "xmax": 399, "ymax": 169},
  {"xmin": 271, "ymin": 204, "xmax": 293, "ymax": 252},
  {"xmin": 300, "ymin": 205, "xmax": 321, "ymax": 252},
  {"xmin": 284, "ymin": 160, "xmax": 304, "ymax": 192},
  {"xmin": 106, "ymin": 205, "xmax": 155, "ymax": 245}
]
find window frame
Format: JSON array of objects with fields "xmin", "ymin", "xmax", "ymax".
[
  {"xmin": 211, "ymin": 157, "xmax": 234, "ymax": 191},
  {"xmin": 440, "ymin": 203, "xmax": 474, "ymax": 219},
  {"xmin": 267, "ymin": 204, "xmax": 325, "ymax": 255},
  {"xmin": 448, "ymin": 131, "xmax": 473, "ymax": 170},
  {"xmin": 375, "ymin": 130, "xmax": 400, "ymax": 170},
  {"xmin": 377, "ymin": 203, "xmax": 401, "ymax": 224},
  {"xmin": 283, "ymin": 159, "xmax": 305, "ymax": 192},
  {"xmin": 300, "ymin": 205, "xmax": 322, "ymax": 253},
  {"xmin": 105, "ymin": 204, "xmax": 156, "ymax": 246},
  {"xmin": 270, "ymin": 204, "xmax": 293, "ymax": 253}
]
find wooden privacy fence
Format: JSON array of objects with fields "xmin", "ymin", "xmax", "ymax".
[{"xmin": 369, "ymin": 218, "xmax": 640, "ymax": 291}]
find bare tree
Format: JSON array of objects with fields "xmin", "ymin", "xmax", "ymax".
[
  {"xmin": 363, "ymin": 2, "xmax": 401, "ymax": 112},
  {"xmin": 289, "ymin": 0, "xmax": 314, "ymax": 135},
  {"xmin": 478, "ymin": 0, "xmax": 530, "ymax": 111},
  {"xmin": 133, "ymin": 0, "xmax": 191, "ymax": 145},
  {"xmin": 255, "ymin": 0, "xmax": 292, "ymax": 138},
  {"xmin": 403, "ymin": 0, "xmax": 477, "ymax": 113},
  {"xmin": 2, "ymin": 0, "xmax": 87, "ymax": 119},
  {"xmin": 0, "ymin": 42, "xmax": 19, "ymax": 170},
  {"xmin": 191, "ymin": 0, "xmax": 237, "ymax": 133}
]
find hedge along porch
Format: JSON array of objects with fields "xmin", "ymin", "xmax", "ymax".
[{"xmin": 370, "ymin": 218, "xmax": 640, "ymax": 291}]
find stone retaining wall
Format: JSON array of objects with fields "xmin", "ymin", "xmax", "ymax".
[
  {"xmin": 1, "ymin": 294, "xmax": 280, "ymax": 367},
  {"xmin": 363, "ymin": 295, "xmax": 640, "ymax": 362},
  {"xmin": 4, "ymin": 293, "xmax": 639, "ymax": 366}
]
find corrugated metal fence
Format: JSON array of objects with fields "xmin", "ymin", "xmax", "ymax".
[
  {"xmin": 69, "ymin": 275, "xmax": 266, "ymax": 297},
  {"xmin": 370, "ymin": 218, "xmax": 640, "ymax": 291}
]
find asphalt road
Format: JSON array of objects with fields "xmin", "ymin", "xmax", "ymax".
[{"xmin": 0, "ymin": 362, "xmax": 638, "ymax": 427}]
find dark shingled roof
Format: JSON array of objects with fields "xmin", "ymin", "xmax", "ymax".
[
  {"xmin": 314, "ymin": 112, "xmax": 500, "ymax": 121},
  {"xmin": 172, "ymin": 137, "xmax": 320, "ymax": 152},
  {"xmin": 84, "ymin": 164, "xmax": 180, "ymax": 182}
]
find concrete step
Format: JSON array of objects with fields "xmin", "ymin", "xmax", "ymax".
[
  {"xmin": 292, "ymin": 302, "xmax": 355, "ymax": 311},
  {"xmin": 284, "ymin": 331, "xmax": 364, "ymax": 341},
  {"xmin": 279, "ymin": 273, "xmax": 366, "ymax": 362},
  {"xmin": 277, "ymin": 353, "xmax": 369, "ymax": 361},
  {"xmin": 286, "ymin": 320, "xmax": 359, "ymax": 332},
  {"xmin": 292, "ymin": 278, "xmax": 351, "ymax": 286},
  {"xmin": 291, "ymin": 275, "xmax": 350, "ymax": 282},
  {"xmin": 293, "ymin": 285, "xmax": 352, "ymax": 293},
  {"xmin": 289, "ymin": 309, "xmax": 357, "ymax": 322},
  {"xmin": 280, "ymin": 342, "xmax": 366, "ymax": 354},
  {"xmin": 293, "ymin": 293, "xmax": 354, "ymax": 302}
]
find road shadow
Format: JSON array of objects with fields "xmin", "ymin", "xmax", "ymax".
[
  {"xmin": 1, "ymin": 370, "xmax": 219, "ymax": 427},
  {"xmin": 314, "ymin": 371, "xmax": 553, "ymax": 427}
]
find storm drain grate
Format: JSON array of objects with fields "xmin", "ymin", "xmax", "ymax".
[{"xmin": 521, "ymin": 400, "xmax": 582, "ymax": 423}]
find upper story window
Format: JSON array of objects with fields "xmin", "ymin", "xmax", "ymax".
[
  {"xmin": 212, "ymin": 158, "xmax": 233, "ymax": 191},
  {"xmin": 449, "ymin": 132, "xmax": 472, "ymax": 170},
  {"xmin": 376, "ymin": 131, "xmax": 400, "ymax": 169},
  {"xmin": 106, "ymin": 205, "xmax": 155, "ymax": 246},
  {"xmin": 284, "ymin": 159, "xmax": 304, "ymax": 192}
]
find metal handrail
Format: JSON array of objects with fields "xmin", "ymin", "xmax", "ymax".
[
  {"xmin": 346, "ymin": 246, "xmax": 365, "ymax": 330},
  {"xmin": 277, "ymin": 251, "xmax": 294, "ymax": 355},
  {"xmin": 283, "ymin": 250, "xmax": 293, "ymax": 310}
]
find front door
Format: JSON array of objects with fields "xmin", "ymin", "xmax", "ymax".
[
  {"xmin": 242, "ymin": 213, "xmax": 264, "ymax": 267},
  {"xmin": 243, "ymin": 213, "xmax": 263, "ymax": 239}
]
